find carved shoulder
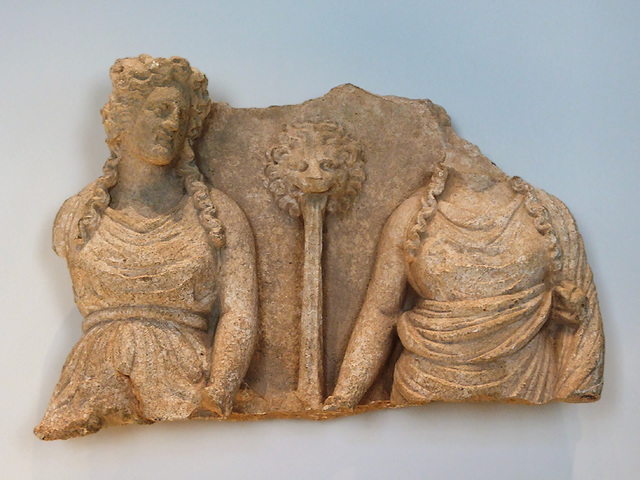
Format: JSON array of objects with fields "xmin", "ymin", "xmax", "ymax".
[
  {"xmin": 52, "ymin": 181, "xmax": 97, "ymax": 259},
  {"xmin": 537, "ymin": 189, "xmax": 580, "ymax": 235},
  {"xmin": 535, "ymin": 187, "xmax": 593, "ymax": 289}
]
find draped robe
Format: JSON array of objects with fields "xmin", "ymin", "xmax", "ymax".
[
  {"xmin": 37, "ymin": 194, "xmax": 218, "ymax": 436},
  {"xmin": 392, "ymin": 180, "xmax": 604, "ymax": 404}
]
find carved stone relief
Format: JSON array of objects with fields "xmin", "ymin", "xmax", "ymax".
[
  {"xmin": 264, "ymin": 122, "xmax": 365, "ymax": 409},
  {"xmin": 36, "ymin": 55, "xmax": 604, "ymax": 440}
]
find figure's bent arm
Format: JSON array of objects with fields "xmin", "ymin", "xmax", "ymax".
[
  {"xmin": 539, "ymin": 191, "xmax": 604, "ymax": 401},
  {"xmin": 326, "ymin": 197, "xmax": 418, "ymax": 410},
  {"xmin": 205, "ymin": 190, "xmax": 259, "ymax": 417}
]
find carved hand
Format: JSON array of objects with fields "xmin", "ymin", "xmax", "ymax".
[
  {"xmin": 551, "ymin": 281, "xmax": 588, "ymax": 327},
  {"xmin": 201, "ymin": 385, "xmax": 233, "ymax": 418},
  {"xmin": 322, "ymin": 394, "xmax": 356, "ymax": 412}
]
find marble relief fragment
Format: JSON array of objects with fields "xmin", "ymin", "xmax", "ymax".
[{"xmin": 36, "ymin": 55, "xmax": 604, "ymax": 440}]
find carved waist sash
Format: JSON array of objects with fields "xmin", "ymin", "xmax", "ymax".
[
  {"xmin": 393, "ymin": 284, "xmax": 557, "ymax": 404},
  {"xmin": 82, "ymin": 305, "xmax": 209, "ymax": 333},
  {"xmin": 397, "ymin": 284, "xmax": 552, "ymax": 364}
]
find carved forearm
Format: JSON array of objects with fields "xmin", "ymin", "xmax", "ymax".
[
  {"xmin": 328, "ymin": 311, "xmax": 397, "ymax": 409},
  {"xmin": 205, "ymin": 311, "xmax": 258, "ymax": 416}
]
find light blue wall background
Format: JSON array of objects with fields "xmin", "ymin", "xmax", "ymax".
[{"xmin": 1, "ymin": 1, "xmax": 638, "ymax": 479}]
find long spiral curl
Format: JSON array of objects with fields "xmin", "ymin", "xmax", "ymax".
[
  {"xmin": 177, "ymin": 144, "xmax": 225, "ymax": 249},
  {"xmin": 76, "ymin": 154, "xmax": 120, "ymax": 244},
  {"xmin": 74, "ymin": 55, "xmax": 223, "ymax": 249},
  {"xmin": 404, "ymin": 161, "xmax": 448, "ymax": 264},
  {"xmin": 508, "ymin": 176, "xmax": 563, "ymax": 278}
]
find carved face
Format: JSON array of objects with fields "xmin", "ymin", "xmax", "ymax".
[
  {"xmin": 125, "ymin": 87, "xmax": 189, "ymax": 166},
  {"xmin": 271, "ymin": 142, "xmax": 348, "ymax": 195},
  {"xmin": 265, "ymin": 123, "xmax": 365, "ymax": 217}
]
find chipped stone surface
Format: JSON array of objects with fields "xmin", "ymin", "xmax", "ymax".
[{"xmin": 36, "ymin": 55, "xmax": 604, "ymax": 440}]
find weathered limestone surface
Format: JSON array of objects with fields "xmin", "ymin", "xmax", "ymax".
[
  {"xmin": 200, "ymin": 87, "xmax": 450, "ymax": 409},
  {"xmin": 201, "ymin": 86, "xmax": 603, "ymax": 415},
  {"xmin": 36, "ymin": 55, "xmax": 604, "ymax": 440}
]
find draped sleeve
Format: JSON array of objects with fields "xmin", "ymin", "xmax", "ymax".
[
  {"xmin": 52, "ymin": 181, "xmax": 98, "ymax": 259},
  {"xmin": 538, "ymin": 189, "xmax": 604, "ymax": 401}
]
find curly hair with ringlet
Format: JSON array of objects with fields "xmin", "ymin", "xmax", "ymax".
[{"xmin": 75, "ymin": 54, "xmax": 225, "ymax": 250}]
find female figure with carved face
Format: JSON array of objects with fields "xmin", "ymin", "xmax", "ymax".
[
  {"xmin": 326, "ymin": 137, "xmax": 604, "ymax": 410},
  {"xmin": 35, "ymin": 56, "xmax": 258, "ymax": 440}
]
